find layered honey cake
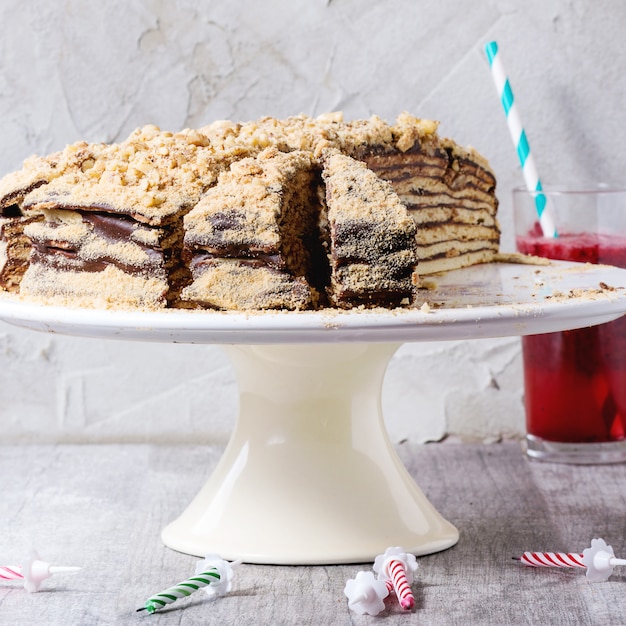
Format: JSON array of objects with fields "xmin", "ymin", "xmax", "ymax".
[{"xmin": 0, "ymin": 113, "xmax": 500, "ymax": 311}]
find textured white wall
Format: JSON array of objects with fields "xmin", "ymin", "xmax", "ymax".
[{"xmin": 1, "ymin": 0, "xmax": 624, "ymax": 444}]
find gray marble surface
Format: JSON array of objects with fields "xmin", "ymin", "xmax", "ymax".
[{"xmin": 2, "ymin": 442, "xmax": 626, "ymax": 625}]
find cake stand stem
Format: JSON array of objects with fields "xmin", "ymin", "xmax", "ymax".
[{"xmin": 161, "ymin": 342, "xmax": 458, "ymax": 564}]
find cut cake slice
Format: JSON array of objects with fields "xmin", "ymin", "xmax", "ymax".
[
  {"xmin": 320, "ymin": 150, "xmax": 418, "ymax": 308},
  {"xmin": 182, "ymin": 147, "xmax": 325, "ymax": 310}
]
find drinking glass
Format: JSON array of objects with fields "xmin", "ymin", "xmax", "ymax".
[{"xmin": 514, "ymin": 185, "xmax": 626, "ymax": 463}]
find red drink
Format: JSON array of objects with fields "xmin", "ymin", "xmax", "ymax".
[{"xmin": 517, "ymin": 227, "xmax": 626, "ymax": 444}]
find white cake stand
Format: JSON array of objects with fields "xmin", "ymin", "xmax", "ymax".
[{"xmin": 1, "ymin": 260, "xmax": 626, "ymax": 565}]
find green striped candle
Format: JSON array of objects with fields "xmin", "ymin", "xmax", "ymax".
[
  {"xmin": 485, "ymin": 40, "xmax": 557, "ymax": 237},
  {"xmin": 138, "ymin": 567, "xmax": 221, "ymax": 614},
  {"xmin": 137, "ymin": 555, "xmax": 235, "ymax": 615}
]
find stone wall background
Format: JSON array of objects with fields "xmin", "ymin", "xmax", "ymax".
[{"xmin": 1, "ymin": 0, "xmax": 624, "ymax": 444}]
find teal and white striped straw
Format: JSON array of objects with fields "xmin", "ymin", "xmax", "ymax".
[{"xmin": 485, "ymin": 41, "xmax": 557, "ymax": 237}]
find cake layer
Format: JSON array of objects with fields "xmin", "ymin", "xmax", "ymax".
[
  {"xmin": 19, "ymin": 263, "xmax": 168, "ymax": 310},
  {"xmin": 0, "ymin": 141, "xmax": 108, "ymax": 213},
  {"xmin": 21, "ymin": 126, "xmax": 228, "ymax": 227},
  {"xmin": 332, "ymin": 259, "xmax": 417, "ymax": 306},
  {"xmin": 182, "ymin": 257, "xmax": 313, "ymax": 310},
  {"xmin": 0, "ymin": 215, "xmax": 41, "ymax": 292},
  {"xmin": 414, "ymin": 249, "xmax": 498, "ymax": 275},
  {"xmin": 0, "ymin": 141, "xmax": 111, "ymax": 292}
]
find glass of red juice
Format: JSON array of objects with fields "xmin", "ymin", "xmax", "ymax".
[{"xmin": 514, "ymin": 186, "xmax": 626, "ymax": 463}]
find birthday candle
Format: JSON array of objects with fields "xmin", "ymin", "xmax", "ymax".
[
  {"xmin": 138, "ymin": 567, "xmax": 221, "ymax": 614},
  {"xmin": 514, "ymin": 538, "xmax": 626, "ymax": 582},
  {"xmin": 0, "ymin": 566, "xmax": 24, "ymax": 581},
  {"xmin": 137, "ymin": 554, "xmax": 236, "ymax": 615},
  {"xmin": 515, "ymin": 551, "xmax": 585, "ymax": 569},
  {"xmin": 387, "ymin": 558, "xmax": 414, "ymax": 609},
  {"xmin": 373, "ymin": 547, "xmax": 418, "ymax": 611},
  {"xmin": 0, "ymin": 552, "xmax": 81, "ymax": 592}
]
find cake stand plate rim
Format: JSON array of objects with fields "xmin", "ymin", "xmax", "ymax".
[{"xmin": 0, "ymin": 260, "xmax": 624, "ymax": 344}]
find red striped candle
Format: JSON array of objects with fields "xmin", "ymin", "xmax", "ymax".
[
  {"xmin": 0, "ymin": 566, "xmax": 24, "ymax": 581},
  {"xmin": 373, "ymin": 547, "xmax": 418, "ymax": 611},
  {"xmin": 514, "ymin": 538, "xmax": 626, "ymax": 582},
  {"xmin": 516, "ymin": 551, "xmax": 585, "ymax": 569},
  {"xmin": 387, "ymin": 559, "xmax": 414, "ymax": 610},
  {"xmin": 0, "ymin": 553, "xmax": 80, "ymax": 592}
]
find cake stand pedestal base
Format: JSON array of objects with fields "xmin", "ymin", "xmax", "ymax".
[{"xmin": 161, "ymin": 342, "xmax": 458, "ymax": 564}]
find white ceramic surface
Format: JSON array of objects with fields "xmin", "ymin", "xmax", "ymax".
[
  {"xmin": 2, "ymin": 260, "xmax": 626, "ymax": 563},
  {"xmin": 0, "ymin": 261, "xmax": 625, "ymax": 345},
  {"xmin": 162, "ymin": 342, "xmax": 459, "ymax": 564}
]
